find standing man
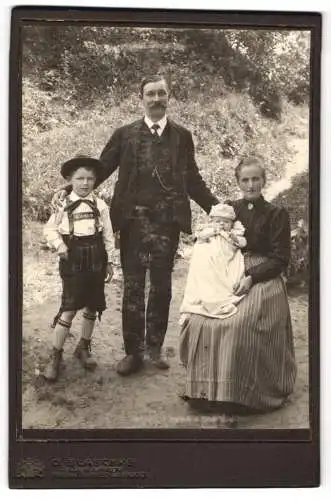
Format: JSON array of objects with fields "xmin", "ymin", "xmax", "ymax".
[{"xmin": 97, "ymin": 74, "xmax": 219, "ymax": 376}]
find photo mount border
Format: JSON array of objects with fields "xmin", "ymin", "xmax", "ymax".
[{"xmin": 9, "ymin": 6, "xmax": 321, "ymax": 488}]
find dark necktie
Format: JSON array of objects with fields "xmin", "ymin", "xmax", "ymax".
[{"xmin": 151, "ymin": 123, "xmax": 160, "ymax": 137}]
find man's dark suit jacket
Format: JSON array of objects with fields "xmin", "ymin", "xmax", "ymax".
[{"xmin": 98, "ymin": 118, "xmax": 219, "ymax": 234}]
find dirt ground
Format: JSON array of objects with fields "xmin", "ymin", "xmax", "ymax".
[{"xmin": 22, "ymin": 223, "xmax": 309, "ymax": 430}]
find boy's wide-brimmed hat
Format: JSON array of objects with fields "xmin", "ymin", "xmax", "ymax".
[
  {"xmin": 210, "ymin": 203, "xmax": 236, "ymax": 220},
  {"xmin": 61, "ymin": 156, "xmax": 103, "ymax": 179}
]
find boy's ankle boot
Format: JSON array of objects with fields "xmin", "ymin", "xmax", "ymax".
[
  {"xmin": 74, "ymin": 338, "xmax": 97, "ymax": 371},
  {"xmin": 43, "ymin": 347, "xmax": 63, "ymax": 382}
]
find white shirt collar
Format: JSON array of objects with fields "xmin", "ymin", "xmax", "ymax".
[
  {"xmin": 144, "ymin": 115, "xmax": 167, "ymax": 135},
  {"xmin": 70, "ymin": 191, "xmax": 95, "ymax": 202}
]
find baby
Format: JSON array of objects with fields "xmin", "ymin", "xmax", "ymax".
[
  {"xmin": 180, "ymin": 203, "xmax": 247, "ymax": 321},
  {"xmin": 196, "ymin": 203, "xmax": 246, "ymax": 249}
]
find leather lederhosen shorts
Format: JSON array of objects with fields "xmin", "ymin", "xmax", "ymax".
[{"xmin": 59, "ymin": 233, "xmax": 107, "ymax": 313}]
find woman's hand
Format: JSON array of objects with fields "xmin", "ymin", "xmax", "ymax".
[
  {"xmin": 51, "ymin": 188, "xmax": 68, "ymax": 211},
  {"xmin": 58, "ymin": 243, "xmax": 69, "ymax": 261},
  {"xmin": 234, "ymin": 276, "xmax": 253, "ymax": 296}
]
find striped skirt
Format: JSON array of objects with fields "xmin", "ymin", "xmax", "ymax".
[{"xmin": 179, "ymin": 255, "xmax": 297, "ymax": 411}]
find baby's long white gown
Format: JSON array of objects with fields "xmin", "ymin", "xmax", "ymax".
[{"xmin": 180, "ymin": 233, "xmax": 246, "ymax": 321}]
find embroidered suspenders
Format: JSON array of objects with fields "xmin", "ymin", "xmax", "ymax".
[{"xmin": 64, "ymin": 195, "xmax": 101, "ymax": 238}]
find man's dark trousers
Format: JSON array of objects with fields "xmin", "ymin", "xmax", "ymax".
[{"xmin": 120, "ymin": 208, "xmax": 180, "ymax": 356}]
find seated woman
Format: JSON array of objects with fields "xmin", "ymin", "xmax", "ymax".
[{"xmin": 179, "ymin": 156, "xmax": 297, "ymax": 416}]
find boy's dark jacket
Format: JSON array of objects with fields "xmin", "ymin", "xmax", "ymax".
[{"xmin": 98, "ymin": 118, "xmax": 219, "ymax": 234}]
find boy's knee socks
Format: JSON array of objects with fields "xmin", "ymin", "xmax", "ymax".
[
  {"xmin": 52, "ymin": 318, "xmax": 72, "ymax": 350},
  {"xmin": 81, "ymin": 311, "xmax": 97, "ymax": 341}
]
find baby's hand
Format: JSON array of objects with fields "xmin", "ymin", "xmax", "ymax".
[
  {"xmin": 230, "ymin": 232, "xmax": 247, "ymax": 248},
  {"xmin": 229, "ymin": 232, "xmax": 239, "ymax": 243},
  {"xmin": 58, "ymin": 243, "xmax": 69, "ymax": 261},
  {"xmin": 196, "ymin": 227, "xmax": 215, "ymax": 242},
  {"xmin": 232, "ymin": 220, "xmax": 245, "ymax": 236},
  {"xmin": 196, "ymin": 235, "xmax": 210, "ymax": 243}
]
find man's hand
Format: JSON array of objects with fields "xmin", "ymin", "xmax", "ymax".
[
  {"xmin": 51, "ymin": 188, "xmax": 68, "ymax": 211},
  {"xmin": 234, "ymin": 276, "xmax": 253, "ymax": 296},
  {"xmin": 58, "ymin": 243, "xmax": 69, "ymax": 261},
  {"xmin": 105, "ymin": 263, "xmax": 114, "ymax": 283}
]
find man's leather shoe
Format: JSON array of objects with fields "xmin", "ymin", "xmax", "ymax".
[
  {"xmin": 146, "ymin": 346, "xmax": 169, "ymax": 370},
  {"xmin": 116, "ymin": 354, "xmax": 144, "ymax": 376}
]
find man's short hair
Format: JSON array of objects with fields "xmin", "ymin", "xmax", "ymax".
[{"xmin": 139, "ymin": 74, "xmax": 171, "ymax": 97}]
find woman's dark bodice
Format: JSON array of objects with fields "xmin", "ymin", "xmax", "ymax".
[{"xmin": 227, "ymin": 196, "xmax": 291, "ymax": 284}]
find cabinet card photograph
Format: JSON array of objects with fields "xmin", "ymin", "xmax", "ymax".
[{"xmin": 9, "ymin": 7, "xmax": 320, "ymax": 489}]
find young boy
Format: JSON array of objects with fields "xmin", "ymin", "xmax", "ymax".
[
  {"xmin": 180, "ymin": 203, "xmax": 247, "ymax": 321},
  {"xmin": 43, "ymin": 156, "xmax": 114, "ymax": 382}
]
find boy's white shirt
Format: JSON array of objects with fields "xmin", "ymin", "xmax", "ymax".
[{"xmin": 43, "ymin": 191, "xmax": 115, "ymax": 263}]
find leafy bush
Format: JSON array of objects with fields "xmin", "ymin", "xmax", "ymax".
[
  {"xmin": 22, "ymin": 26, "xmax": 310, "ymax": 114},
  {"xmin": 22, "ymin": 80, "xmax": 299, "ymax": 225},
  {"xmin": 288, "ymin": 221, "xmax": 309, "ymax": 287},
  {"xmin": 272, "ymin": 171, "xmax": 309, "ymax": 286},
  {"xmin": 272, "ymin": 171, "xmax": 309, "ymax": 226},
  {"xmin": 22, "ymin": 97, "xmax": 136, "ymax": 222}
]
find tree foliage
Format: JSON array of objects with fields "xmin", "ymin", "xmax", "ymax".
[{"xmin": 22, "ymin": 26, "xmax": 310, "ymax": 116}]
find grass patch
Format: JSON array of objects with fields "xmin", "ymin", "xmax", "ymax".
[{"xmin": 23, "ymin": 79, "xmax": 308, "ymax": 228}]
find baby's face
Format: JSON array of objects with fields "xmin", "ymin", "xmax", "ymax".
[{"xmin": 212, "ymin": 217, "xmax": 233, "ymax": 231}]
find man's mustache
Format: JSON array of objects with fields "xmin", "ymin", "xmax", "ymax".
[{"xmin": 150, "ymin": 102, "xmax": 166, "ymax": 108}]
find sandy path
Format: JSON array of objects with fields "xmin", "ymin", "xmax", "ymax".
[
  {"xmin": 22, "ymin": 246, "xmax": 309, "ymax": 430},
  {"xmin": 264, "ymin": 136, "xmax": 308, "ymax": 201}
]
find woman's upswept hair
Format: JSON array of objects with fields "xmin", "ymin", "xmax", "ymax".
[
  {"xmin": 139, "ymin": 73, "xmax": 171, "ymax": 97},
  {"xmin": 235, "ymin": 155, "xmax": 266, "ymax": 182}
]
